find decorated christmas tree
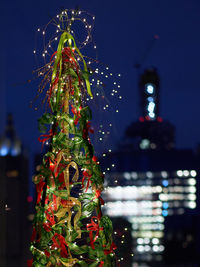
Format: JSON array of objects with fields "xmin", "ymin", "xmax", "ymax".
[{"xmin": 29, "ymin": 9, "xmax": 117, "ymax": 267}]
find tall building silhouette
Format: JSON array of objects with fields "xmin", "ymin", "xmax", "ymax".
[
  {"xmin": 101, "ymin": 68, "xmax": 200, "ymax": 267},
  {"xmin": 125, "ymin": 68, "xmax": 175, "ymax": 151},
  {"xmin": 0, "ymin": 114, "xmax": 29, "ymax": 267}
]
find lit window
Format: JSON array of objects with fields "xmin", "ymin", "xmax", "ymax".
[
  {"xmin": 190, "ymin": 170, "xmax": 197, "ymax": 177},
  {"xmin": 161, "ymin": 171, "xmax": 168, "ymax": 178},
  {"xmin": 0, "ymin": 146, "xmax": 9, "ymax": 156},
  {"xmin": 148, "ymin": 112, "xmax": 155, "ymax": 118},
  {"xmin": 137, "ymin": 245, "xmax": 145, "ymax": 252},
  {"xmin": 162, "ymin": 180, "xmax": 168, "ymax": 187},
  {"xmin": 131, "ymin": 172, "xmax": 138, "ymax": 179},
  {"xmin": 188, "ymin": 201, "xmax": 196, "ymax": 209},
  {"xmin": 147, "ymin": 97, "xmax": 154, "ymax": 102},
  {"xmin": 140, "ymin": 139, "xmax": 150, "ymax": 149},
  {"xmin": 146, "ymin": 83, "xmax": 154, "ymax": 94},
  {"xmin": 123, "ymin": 172, "xmax": 131, "ymax": 180},
  {"xmin": 162, "ymin": 210, "xmax": 168, "ymax": 216},
  {"xmin": 146, "ymin": 172, "xmax": 153, "ymax": 178},
  {"xmin": 147, "ymin": 102, "xmax": 155, "ymax": 113},
  {"xmin": 188, "ymin": 178, "xmax": 196, "ymax": 185},
  {"xmin": 183, "ymin": 170, "xmax": 189, "ymax": 176},
  {"xmin": 162, "ymin": 202, "xmax": 168, "ymax": 209},
  {"xmin": 177, "ymin": 170, "xmax": 183, "ymax": 177},
  {"xmin": 137, "ymin": 238, "xmax": 144, "ymax": 244},
  {"xmin": 152, "ymin": 238, "xmax": 159, "ymax": 245},
  {"xmin": 6, "ymin": 170, "xmax": 19, "ymax": 177}
]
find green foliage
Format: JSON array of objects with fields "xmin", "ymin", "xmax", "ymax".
[
  {"xmin": 38, "ymin": 113, "xmax": 54, "ymax": 133},
  {"xmin": 30, "ymin": 10, "xmax": 116, "ymax": 267}
]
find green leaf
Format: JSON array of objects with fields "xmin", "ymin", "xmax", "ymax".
[
  {"xmin": 38, "ymin": 113, "xmax": 54, "ymax": 133},
  {"xmin": 80, "ymin": 106, "xmax": 92, "ymax": 121}
]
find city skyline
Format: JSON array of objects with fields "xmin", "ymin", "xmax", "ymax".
[{"xmin": 1, "ymin": 0, "xmax": 200, "ymax": 156}]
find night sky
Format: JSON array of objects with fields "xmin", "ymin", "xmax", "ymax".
[{"xmin": 1, "ymin": 0, "xmax": 200, "ymax": 159}]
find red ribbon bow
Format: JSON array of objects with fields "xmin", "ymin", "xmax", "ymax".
[
  {"xmin": 87, "ymin": 216, "xmax": 103, "ymax": 249},
  {"xmin": 38, "ymin": 129, "xmax": 54, "ymax": 149},
  {"xmin": 82, "ymin": 121, "xmax": 94, "ymax": 139},
  {"xmin": 52, "ymin": 233, "xmax": 68, "ymax": 257},
  {"xmin": 103, "ymin": 241, "xmax": 117, "ymax": 255},
  {"xmin": 36, "ymin": 180, "xmax": 45, "ymax": 204},
  {"xmin": 94, "ymin": 190, "xmax": 104, "ymax": 205},
  {"xmin": 71, "ymin": 105, "xmax": 82, "ymax": 125},
  {"xmin": 82, "ymin": 170, "xmax": 92, "ymax": 192}
]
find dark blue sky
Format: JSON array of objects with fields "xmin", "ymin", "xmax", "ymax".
[{"xmin": 1, "ymin": 0, "xmax": 200, "ymax": 156}]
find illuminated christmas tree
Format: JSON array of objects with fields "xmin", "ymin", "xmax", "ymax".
[{"xmin": 28, "ymin": 9, "xmax": 117, "ymax": 267}]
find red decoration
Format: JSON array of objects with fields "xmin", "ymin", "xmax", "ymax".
[
  {"xmin": 36, "ymin": 181, "xmax": 45, "ymax": 204},
  {"xmin": 45, "ymin": 250, "xmax": 50, "ymax": 257},
  {"xmin": 92, "ymin": 156, "xmax": 98, "ymax": 162},
  {"xmin": 139, "ymin": 116, "xmax": 144, "ymax": 122},
  {"xmin": 94, "ymin": 190, "xmax": 104, "ymax": 205},
  {"xmin": 38, "ymin": 129, "xmax": 54, "ymax": 148},
  {"xmin": 157, "ymin": 116, "xmax": 163, "ymax": 122},
  {"xmin": 71, "ymin": 105, "xmax": 82, "ymax": 125},
  {"xmin": 27, "ymin": 259, "xmax": 33, "ymax": 267},
  {"xmin": 52, "ymin": 233, "xmax": 68, "ymax": 257},
  {"xmin": 82, "ymin": 170, "xmax": 92, "ymax": 192},
  {"xmin": 87, "ymin": 216, "xmax": 103, "ymax": 249},
  {"xmin": 103, "ymin": 242, "xmax": 117, "ymax": 255},
  {"xmin": 31, "ymin": 228, "xmax": 37, "ymax": 242},
  {"xmin": 82, "ymin": 121, "xmax": 94, "ymax": 139}
]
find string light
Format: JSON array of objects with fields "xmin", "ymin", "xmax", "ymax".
[{"xmin": 31, "ymin": 10, "xmax": 125, "ymax": 262}]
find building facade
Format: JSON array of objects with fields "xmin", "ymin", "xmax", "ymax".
[
  {"xmin": 0, "ymin": 114, "xmax": 29, "ymax": 267},
  {"xmin": 101, "ymin": 68, "xmax": 200, "ymax": 266}
]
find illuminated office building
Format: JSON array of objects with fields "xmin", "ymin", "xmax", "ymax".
[
  {"xmin": 125, "ymin": 68, "xmax": 175, "ymax": 151},
  {"xmin": 102, "ymin": 68, "xmax": 199, "ymax": 266},
  {"xmin": 103, "ymin": 160, "xmax": 198, "ymax": 266}
]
